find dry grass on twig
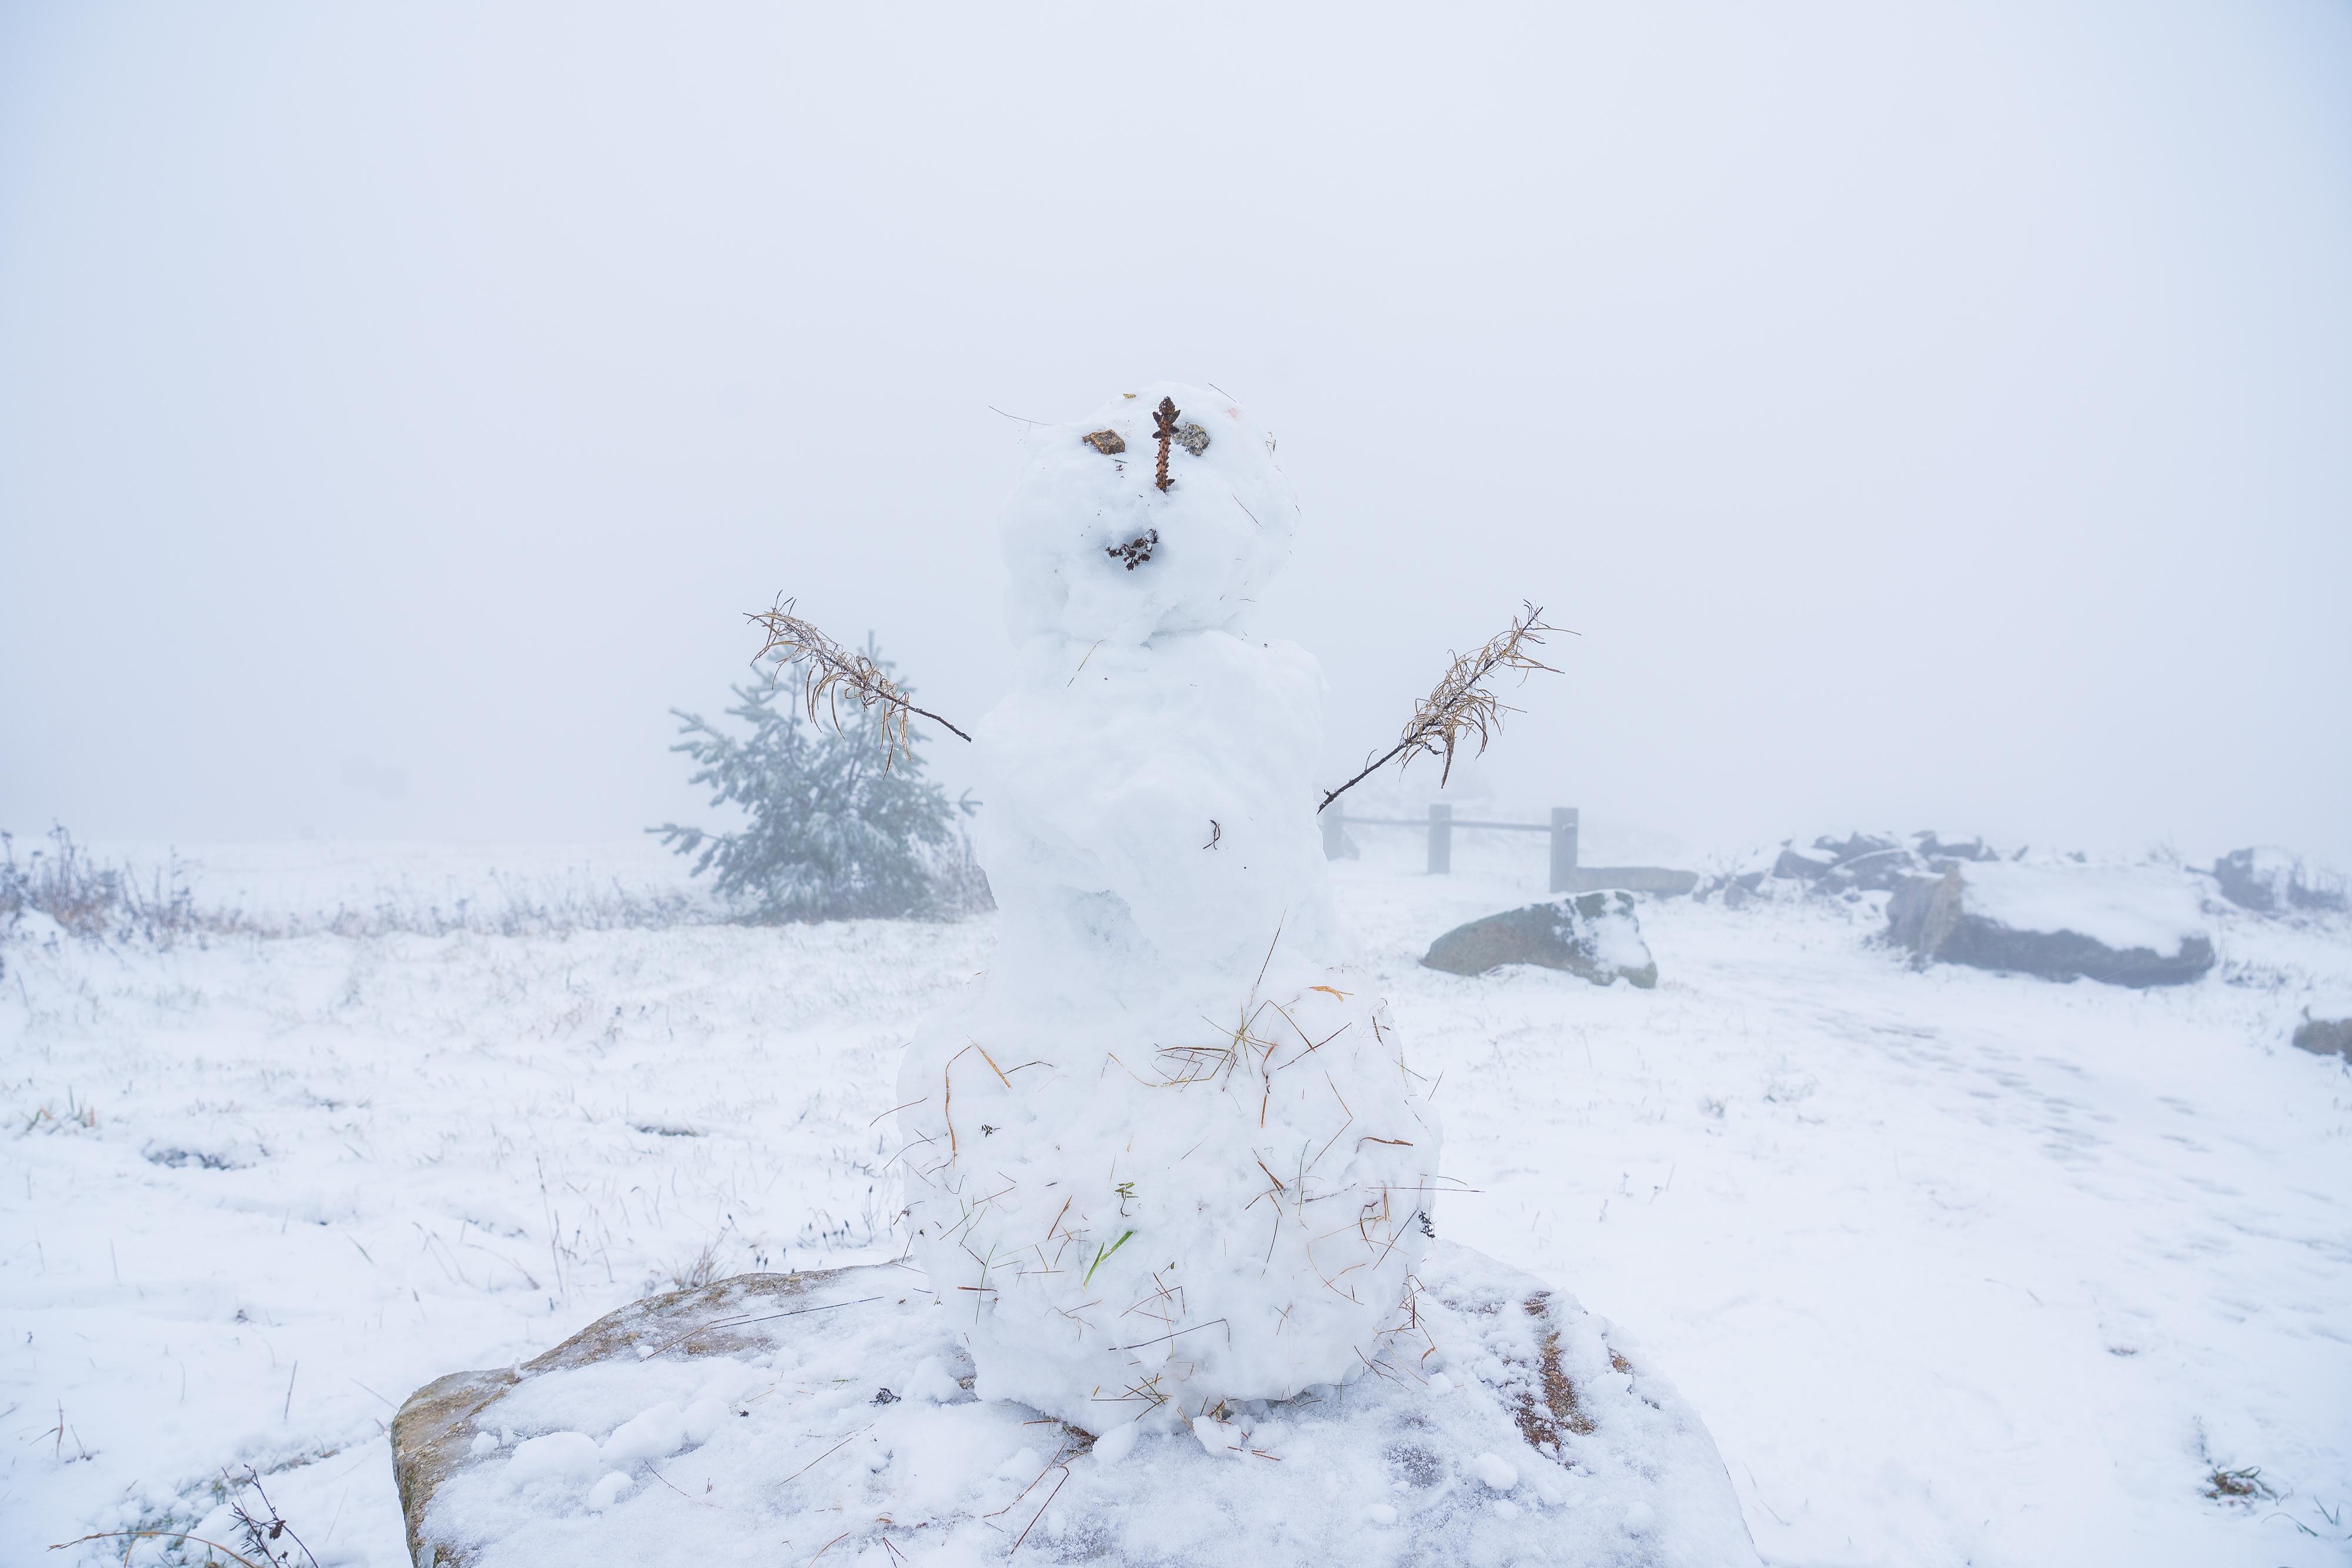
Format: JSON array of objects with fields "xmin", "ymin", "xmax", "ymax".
[
  {"xmin": 1319, "ymin": 601, "xmax": 1565, "ymax": 813},
  {"xmin": 745, "ymin": 599, "xmax": 972, "ymax": 770}
]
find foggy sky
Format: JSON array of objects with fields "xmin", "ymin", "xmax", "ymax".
[{"xmin": 4, "ymin": 2, "xmax": 2348, "ymax": 867}]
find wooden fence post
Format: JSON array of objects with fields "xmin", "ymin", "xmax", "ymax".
[
  {"xmin": 1427, "ymin": 803, "xmax": 1452, "ymax": 875},
  {"xmin": 1550, "ymin": 806, "xmax": 1579, "ymax": 894}
]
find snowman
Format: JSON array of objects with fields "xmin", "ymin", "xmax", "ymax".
[{"xmin": 895, "ymin": 383, "xmax": 1440, "ymax": 1436}]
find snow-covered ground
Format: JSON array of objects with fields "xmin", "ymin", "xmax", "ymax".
[{"xmin": 5, "ymin": 833, "xmax": 2349, "ymax": 1566}]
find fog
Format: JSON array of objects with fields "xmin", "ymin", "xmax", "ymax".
[{"xmin": 4, "ymin": 2, "xmax": 2347, "ymax": 867}]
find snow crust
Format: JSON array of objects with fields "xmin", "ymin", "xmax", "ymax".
[
  {"xmin": 898, "ymin": 385, "xmax": 1436, "ymax": 1427},
  {"xmin": 1958, "ymin": 861, "xmax": 2210, "ymax": 954}
]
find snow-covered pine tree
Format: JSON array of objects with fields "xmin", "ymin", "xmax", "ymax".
[{"xmin": 653, "ymin": 644, "xmax": 969, "ymax": 922}]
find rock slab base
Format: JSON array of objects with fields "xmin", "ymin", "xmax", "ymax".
[
  {"xmin": 1887, "ymin": 865, "xmax": 2215, "ymax": 988},
  {"xmin": 393, "ymin": 1243, "xmax": 1755, "ymax": 1566}
]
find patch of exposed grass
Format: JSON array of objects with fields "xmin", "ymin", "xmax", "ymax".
[{"xmin": 2203, "ymin": 1463, "xmax": 2278, "ymax": 1505}]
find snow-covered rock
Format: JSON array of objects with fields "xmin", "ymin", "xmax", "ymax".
[
  {"xmin": 2293, "ymin": 1015, "xmax": 2352, "ymax": 1062},
  {"xmin": 2213, "ymin": 847, "xmax": 2348, "ymax": 915},
  {"xmin": 1887, "ymin": 862, "xmax": 2216, "ymax": 987},
  {"xmin": 1421, "ymin": 890, "xmax": 1660, "ymax": 988},
  {"xmin": 1772, "ymin": 834, "xmax": 1916, "ymax": 892},
  {"xmin": 1705, "ymin": 830, "xmax": 2003, "ymax": 908},
  {"xmin": 897, "ymin": 384, "xmax": 1437, "ymax": 1427},
  {"xmin": 392, "ymin": 1249, "xmax": 1759, "ymax": 1567}
]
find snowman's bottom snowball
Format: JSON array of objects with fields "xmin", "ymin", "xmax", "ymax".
[
  {"xmin": 897, "ymin": 970, "xmax": 1440, "ymax": 1427},
  {"xmin": 399, "ymin": 1245, "xmax": 1758, "ymax": 1568}
]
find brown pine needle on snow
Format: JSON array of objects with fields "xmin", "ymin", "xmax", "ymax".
[{"xmin": 1318, "ymin": 601, "xmax": 1565, "ymax": 813}]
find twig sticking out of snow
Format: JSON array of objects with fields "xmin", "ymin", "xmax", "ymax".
[
  {"xmin": 49, "ymin": 1532, "xmax": 269, "ymax": 1568},
  {"xmin": 1151, "ymin": 396, "xmax": 1180, "ymax": 492},
  {"xmin": 1318, "ymin": 602, "xmax": 1565, "ymax": 813},
  {"xmin": 745, "ymin": 598, "xmax": 973, "ymax": 767},
  {"xmin": 226, "ymin": 1465, "xmax": 322, "ymax": 1568}
]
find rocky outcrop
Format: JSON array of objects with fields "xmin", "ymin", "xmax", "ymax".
[
  {"xmin": 1421, "ymin": 890, "xmax": 1658, "ymax": 987},
  {"xmin": 393, "ymin": 1269, "xmax": 854, "ymax": 1567},
  {"xmin": 1706, "ymin": 830, "xmax": 2000, "ymax": 908},
  {"xmin": 1886, "ymin": 865, "xmax": 2214, "ymax": 988},
  {"xmin": 391, "ymin": 1246, "xmax": 1760, "ymax": 1568}
]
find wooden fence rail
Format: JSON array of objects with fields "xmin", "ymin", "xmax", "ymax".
[{"xmin": 1322, "ymin": 803, "xmax": 1698, "ymax": 897}]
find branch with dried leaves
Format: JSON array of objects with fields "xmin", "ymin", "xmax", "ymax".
[
  {"xmin": 1317, "ymin": 602, "xmax": 1564, "ymax": 814},
  {"xmin": 747, "ymin": 594, "xmax": 1558, "ymax": 803},
  {"xmin": 746, "ymin": 599, "xmax": 973, "ymax": 770}
]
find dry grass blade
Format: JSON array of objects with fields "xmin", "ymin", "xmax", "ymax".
[
  {"xmin": 780, "ymin": 1423, "xmax": 874, "ymax": 1486},
  {"xmin": 745, "ymin": 598, "xmax": 973, "ymax": 768},
  {"xmin": 1011, "ymin": 1466, "xmax": 1071, "ymax": 1554},
  {"xmin": 1318, "ymin": 601, "xmax": 1565, "ymax": 813},
  {"xmin": 48, "ymin": 1532, "xmax": 270, "ymax": 1568}
]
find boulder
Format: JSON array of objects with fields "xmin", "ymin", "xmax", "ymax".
[
  {"xmin": 1768, "ymin": 834, "xmax": 1950, "ymax": 893},
  {"xmin": 1692, "ymin": 848, "xmax": 1782, "ymax": 908},
  {"xmin": 1771, "ymin": 847, "xmax": 1833, "ymax": 882},
  {"xmin": 1561, "ymin": 866, "xmax": 1700, "ymax": 897},
  {"xmin": 1887, "ymin": 863, "xmax": 2214, "ymax": 988},
  {"xmin": 1422, "ymin": 890, "xmax": 1658, "ymax": 987},
  {"xmin": 2213, "ymin": 848, "xmax": 2295, "ymax": 913},
  {"xmin": 1716, "ymin": 873, "xmax": 1766, "ymax": 910},
  {"xmin": 391, "ymin": 1271, "xmax": 822, "ymax": 1568},
  {"xmin": 1821, "ymin": 846, "xmax": 1916, "ymax": 894},
  {"xmin": 1814, "ymin": 831, "xmax": 1898, "ymax": 862},
  {"xmin": 392, "ymin": 1245, "xmax": 1758, "ymax": 1567},
  {"xmin": 2213, "ymin": 848, "xmax": 2349, "ymax": 915},
  {"xmin": 2293, "ymin": 1017, "xmax": 2352, "ymax": 1063}
]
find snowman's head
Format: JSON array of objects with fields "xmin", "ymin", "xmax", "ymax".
[{"xmin": 1000, "ymin": 382, "xmax": 1299, "ymax": 645}]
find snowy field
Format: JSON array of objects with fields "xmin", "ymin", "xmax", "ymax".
[{"xmin": 5, "ymin": 833, "xmax": 2350, "ymax": 1566}]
